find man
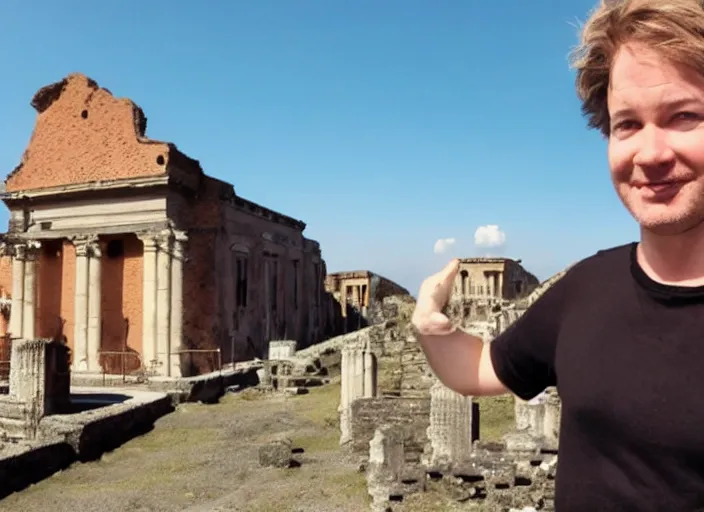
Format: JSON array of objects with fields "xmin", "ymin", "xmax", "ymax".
[{"xmin": 412, "ymin": 1, "xmax": 704, "ymax": 510}]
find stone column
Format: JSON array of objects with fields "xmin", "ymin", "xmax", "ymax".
[
  {"xmin": 72, "ymin": 238, "xmax": 90, "ymax": 371},
  {"xmin": 339, "ymin": 346, "xmax": 354, "ymax": 444},
  {"xmin": 21, "ymin": 242, "xmax": 39, "ymax": 340},
  {"xmin": 423, "ymin": 379, "xmax": 474, "ymax": 469},
  {"xmin": 498, "ymin": 272, "xmax": 504, "ymax": 299},
  {"xmin": 363, "ymin": 348, "xmax": 377, "ymax": 398},
  {"xmin": 169, "ymin": 231, "xmax": 186, "ymax": 377},
  {"xmin": 86, "ymin": 240, "xmax": 102, "ymax": 372},
  {"xmin": 140, "ymin": 235, "xmax": 158, "ymax": 372},
  {"xmin": 543, "ymin": 389, "xmax": 561, "ymax": 450},
  {"xmin": 339, "ymin": 343, "xmax": 378, "ymax": 445},
  {"xmin": 10, "ymin": 244, "xmax": 25, "ymax": 339},
  {"xmin": 156, "ymin": 232, "xmax": 172, "ymax": 375},
  {"xmin": 339, "ymin": 348, "xmax": 349, "ymax": 438}
]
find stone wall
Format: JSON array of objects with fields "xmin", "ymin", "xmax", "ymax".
[
  {"xmin": 350, "ymin": 397, "xmax": 430, "ymax": 462},
  {"xmin": 367, "ymin": 294, "xmax": 416, "ymax": 326}
]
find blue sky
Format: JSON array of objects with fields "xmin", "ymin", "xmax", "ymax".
[{"xmin": 0, "ymin": 1, "xmax": 639, "ymax": 293}]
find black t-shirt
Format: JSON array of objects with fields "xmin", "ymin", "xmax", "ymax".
[{"xmin": 491, "ymin": 243, "xmax": 704, "ymax": 512}]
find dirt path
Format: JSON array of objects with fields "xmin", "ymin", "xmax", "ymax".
[{"xmin": 0, "ymin": 382, "xmax": 369, "ymax": 512}]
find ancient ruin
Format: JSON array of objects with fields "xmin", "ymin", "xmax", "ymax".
[
  {"xmin": 325, "ymin": 270, "xmax": 409, "ymax": 332},
  {"xmin": 454, "ymin": 258, "xmax": 539, "ymax": 301},
  {"xmin": 0, "ymin": 73, "xmax": 344, "ymax": 382},
  {"xmin": 441, "ymin": 257, "xmax": 540, "ymax": 343},
  {"xmin": 324, "ymin": 264, "xmax": 570, "ymax": 511},
  {"xmin": 0, "ymin": 72, "xmax": 578, "ymax": 512}
]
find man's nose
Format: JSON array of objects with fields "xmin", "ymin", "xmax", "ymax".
[{"xmin": 632, "ymin": 125, "xmax": 676, "ymax": 169}]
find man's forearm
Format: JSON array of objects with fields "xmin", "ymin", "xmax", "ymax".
[{"xmin": 416, "ymin": 329, "xmax": 485, "ymax": 396}]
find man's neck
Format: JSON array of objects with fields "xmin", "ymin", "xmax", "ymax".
[{"xmin": 638, "ymin": 222, "xmax": 704, "ymax": 286}]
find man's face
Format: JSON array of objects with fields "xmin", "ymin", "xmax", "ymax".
[{"xmin": 607, "ymin": 42, "xmax": 704, "ymax": 236}]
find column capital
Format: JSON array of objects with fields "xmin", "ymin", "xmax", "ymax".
[
  {"xmin": 172, "ymin": 231, "xmax": 188, "ymax": 259},
  {"xmin": 173, "ymin": 230, "xmax": 188, "ymax": 244},
  {"xmin": 0, "ymin": 241, "xmax": 13, "ymax": 258},
  {"xmin": 10, "ymin": 240, "xmax": 41, "ymax": 261},
  {"xmin": 137, "ymin": 232, "xmax": 159, "ymax": 252},
  {"xmin": 71, "ymin": 235, "xmax": 99, "ymax": 258},
  {"xmin": 155, "ymin": 229, "xmax": 173, "ymax": 251}
]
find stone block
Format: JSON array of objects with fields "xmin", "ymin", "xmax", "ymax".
[
  {"xmin": 258, "ymin": 439, "xmax": 293, "ymax": 468},
  {"xmin": 503, "ymin": 431, "xmax": 542, "ymax": 455},
  {"xmin": 268, "ymin": 341, "xmax": 297, "ymax": 360},
  {"xmin": 283, "ymin": 387, "xmax": 309, "ymax": 396}
]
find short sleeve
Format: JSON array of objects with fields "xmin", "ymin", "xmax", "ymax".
[{"xmin": 490, "ymin": 272, "xmax": 569, "ymax": 401}]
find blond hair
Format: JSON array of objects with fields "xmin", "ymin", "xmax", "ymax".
[{"xmin": 571, "ymin": 0, "xmax": 704, "ymax": 135}]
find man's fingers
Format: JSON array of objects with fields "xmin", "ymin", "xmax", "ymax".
[{"xmin": 440, "ymin": 258, "xmax": 460, "ymax": 287}]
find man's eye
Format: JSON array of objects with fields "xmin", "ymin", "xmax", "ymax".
[
  {"xmin": 674, "ymin": 111, "xmax": 700, "ymax": 121},
  {"xmin": 612, "ymin": 120, "xmax": 638, "ymax": 133}
]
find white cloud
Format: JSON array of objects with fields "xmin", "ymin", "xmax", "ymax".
[
  {"xmin": 474, "ymin": 225, "xmax": 506, "ymax": 248},
  {"xmin": 433, "ymin": 237, "xmax": 456, "ymax": 254}
]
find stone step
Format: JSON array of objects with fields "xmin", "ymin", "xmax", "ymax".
[
  {"xmin": 0, "ymin": 416, "xmax": 28, "ymax": 439},
  {"xmin": 0, "ymin": 399, "xmax": 26, "ymax": 420}
]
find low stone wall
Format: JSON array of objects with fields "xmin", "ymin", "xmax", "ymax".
[
  {"xmin": 0, "ymin": 388, "xmax": 173, "ymax": 499},
  {"xmin": 0, "ymin": 441, "xmax": 75, "ymax": 499},
  {"xmin": 70, "ymin": 365, "xmax": 261, "ymax": 404},
  {"xmin": 350, "ymin": 397, "xmax": 430, "ymax": 461}
]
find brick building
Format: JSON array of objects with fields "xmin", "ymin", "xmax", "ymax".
[{"xmin": 0, "ymin": 73, "xmax": 335, "ymax": 378}]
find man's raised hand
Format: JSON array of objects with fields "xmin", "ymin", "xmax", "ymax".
[{"xmin": 411, "ymin": 259, "xmax": 459, "ymax": 336}]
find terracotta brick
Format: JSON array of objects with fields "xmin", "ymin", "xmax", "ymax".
[
  {"xmin": 0, "ymin": 256, "xmax": 12, "ymax": 300},
  {"xmin": 36, "ymin": 239, "xmax": 64, "ymax": 339},
  {"xmin": 5, "ymin": 73, "xmax": 171, "ymax": 192},
  {"xmin": 99, "ymin": 235, "xmax": 143, "ymax": 374},
  {"xmin": 60, "ymin": 241, "xmax": 76, "ymax": 355}
]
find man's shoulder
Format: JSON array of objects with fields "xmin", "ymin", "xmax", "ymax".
[{"xmin": 563, "ymin": 242, "xmax": 635, "ymax": 283}]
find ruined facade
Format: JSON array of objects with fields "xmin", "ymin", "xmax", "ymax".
[
  {"xmin": 453, "ymin": 257, "xmax": 539, "ymax": 301},
  {"xmin": 325, "ymin": 271, "xmax": 409, "ymax": 332},
  {"xmin": 0, "ymin": 73, "xmax": 333, "ymax": 378}
]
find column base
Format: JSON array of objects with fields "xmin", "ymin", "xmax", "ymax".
[
  {"xmin": 169, "ymin": 354, "xmax": 183, "ymax": 378},
  {"xmin": 71, "ymin": 360, "xmax": 89, "ymax": 372},
  {"xmin": 87, "ymin": 355, "xmax": 101, "ymax": 374}
]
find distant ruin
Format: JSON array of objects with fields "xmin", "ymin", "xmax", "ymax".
[
  {"xmin": 329, "ymin": 265, "xmax": 569, "ymax": 511},
  {"xmin": 325, "ymin": 270, "xmax": 410, "ymax": 333}
]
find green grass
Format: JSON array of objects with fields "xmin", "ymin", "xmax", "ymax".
[
  {"xmin": 293, "ymin": 430, "xmax": 340, "ymax": 453},
  {"xmin": 474, "ymin": 394, "xmax": 515, "ymax": 442},
  {"xmin": 293, "ymin": 380, "xmax": 341, "ymax": 428}
]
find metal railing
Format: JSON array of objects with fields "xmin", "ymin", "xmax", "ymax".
[
  {"xmin": 173, "ymin": 348, "xmax": 222, "ymax": 375},
  {"xmin": 98, "ymin": 350, "xmax": 145, "ymax": 385}
]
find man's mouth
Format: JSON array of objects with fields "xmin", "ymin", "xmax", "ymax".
[{"xmin": 633, "ymin": 179, "xmax": 687, "ymax": 199}]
